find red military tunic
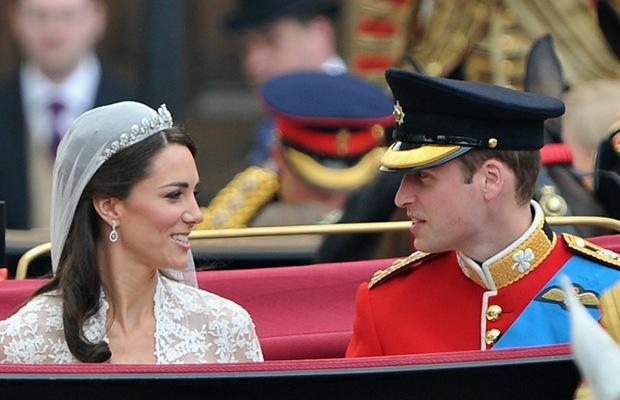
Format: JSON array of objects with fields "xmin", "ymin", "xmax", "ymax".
[{"xmin": 346, "ymin": 215, "xmax": 620, "ymax": 357}]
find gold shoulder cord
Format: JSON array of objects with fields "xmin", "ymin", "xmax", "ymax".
[
  {"xmin": 195, "ymin": 166, "xmax": 279, "ymax": 230},
  {"xmin": 369, "ymin": 251, "xmax": 430, "ymax": 289}
]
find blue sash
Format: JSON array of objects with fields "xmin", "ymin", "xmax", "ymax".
[{"xmin": 493, "ymin": 255, "xmax": 620, "ymax": 349}]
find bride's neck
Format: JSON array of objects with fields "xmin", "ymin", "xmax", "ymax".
[{"xmin": 97, "ymin": 243, "xmax": 158, "ymax": 331}]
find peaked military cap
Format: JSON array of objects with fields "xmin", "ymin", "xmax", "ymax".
[
  {"xmin": 380, "ymin": 68, "xmax": 566, "ymax": 171},
  {"xmin": 226, "ymin": 0, "xmax": 340, "ymax": 31},
  {"xmin": 262, "ymin": 71, "xmax": 395, "ymax": 190}
]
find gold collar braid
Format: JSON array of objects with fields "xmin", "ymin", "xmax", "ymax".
[{"xmin": 457, "ymin": 215, "xmax": 556, "ymax": 290}]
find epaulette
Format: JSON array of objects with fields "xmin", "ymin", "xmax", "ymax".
[
  {"xmin": 563, "ymin": 233, "xmax": 620, "ymax": 269},
  {"xmin": 369, "ymin": 251, "xmax": 430, "ymax": 289},
  {"xmin": 195, "ymin": 166, "xmax": 279, "ymax": 230}
]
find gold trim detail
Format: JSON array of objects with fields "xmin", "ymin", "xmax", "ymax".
[
  {"xmin": 380, "ymin": 143, "xmax": 462, "ymax": 170},
  {"xmin": 369, "ymin": 251, "xmax": 430, "ymax": 289},
  {"xmin": 563, "ymin": 233, "xmax": 620, "ymax": 269},
  {"xmin": 284, "ymin": 147, "xmax": 383, "ymax": 190},
  {"xmin": 539, "ymin": 285, "xmax": 599, "ymax": 308},
  {"xmin": 336, "ymin": 129, "xmax": 351, "ymax": 155},
  {"xmin": 195, "ymin": 166, "xmax": 279, "ymax": 230},
  {"xmin": 461, "ymin": 217, "xmax": 556, "ymax": 290}
]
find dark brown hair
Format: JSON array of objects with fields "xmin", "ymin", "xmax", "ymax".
[
  {"xmin": 458, "ymin": 149, "xmax": 540, "ymax": 206},
  {"xmin": 33, "ymin": 127, "xmax": 196, "ymax": 363}
]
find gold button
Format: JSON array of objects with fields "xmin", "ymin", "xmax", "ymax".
[
  {"xmin": 485, "ymin": 329, "xmax": 501, "ymax": 346},
  {"xmin": 488, "ymin": 138, "xmax": 498, "ymax": 148},
  {"xmin": 486, "ymin": 305, "xmax": 502, "ymax": 321}
]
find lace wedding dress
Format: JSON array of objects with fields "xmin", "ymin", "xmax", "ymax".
[{"xmin": 0, "ymin": 274, "xmax": 263, "ymax": 363}]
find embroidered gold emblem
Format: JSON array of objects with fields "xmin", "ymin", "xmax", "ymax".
[
  {"xmin": 537, "ymin": 284, "xmax": 600, "ymax": 310},
  {"xmin": 563, "ymin": 233, "xmax": 620, "ymax": 269},
  {"xmin": 393, "ymin": 101, "xmax": 405, "ymax": 126},
  {"xmin": 369, "ymin": 251, "xmax": 430, "ymax": 289},
  {"xmin": 336, "ymin": 129, "xmax": 351, "ymax": 155},
  {"xmin": 371, "ymin": 124, "xmax": 384, "ymax": 141}
]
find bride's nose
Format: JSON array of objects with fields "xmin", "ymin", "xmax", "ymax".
[{"xmin": 183, "ymin": 196, "xmax": 204, "ymax": 225}]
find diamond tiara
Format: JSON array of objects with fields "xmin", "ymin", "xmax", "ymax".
[{"xmin": 101, "ymin": 104, "xmax": 174, "ymax": 161}]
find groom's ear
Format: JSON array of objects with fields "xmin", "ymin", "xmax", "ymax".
[{"xmin": 92, "ymin": 197, "xmax": 121, "ymax": 226}]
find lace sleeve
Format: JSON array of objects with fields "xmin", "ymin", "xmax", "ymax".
[
  {"xmin": 0, "ymin": 294, "xmax": 73, "ymax": 363},
  {"xmin": 210, "ymin": 301, "xmax": 263, "ymax": 363}
]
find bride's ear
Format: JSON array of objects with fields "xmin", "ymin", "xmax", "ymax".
[{"xmin": 92, "ymin": 197, "xmax": 121, "ymax": 226}]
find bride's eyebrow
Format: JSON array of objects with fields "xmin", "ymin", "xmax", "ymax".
[{"xmin": 159, "ymin": 182, "xmax": 189, "ymax": 189}]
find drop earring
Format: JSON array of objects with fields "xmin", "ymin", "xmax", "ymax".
[{"xmin": 109, "ymin": 220, "xmax": 119, "ymax": 243}]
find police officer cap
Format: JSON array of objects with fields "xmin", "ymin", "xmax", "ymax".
[
  {"xmin": 262, "ymin": 71, "xmax": 394, "ymax": 190},
  {"xmin": 226, "ymin": 0, "xmax": 340, "ymax": 31},
  {"xmin": 380, "ymin": 68, "xmax": 565, "ymax": 172}
]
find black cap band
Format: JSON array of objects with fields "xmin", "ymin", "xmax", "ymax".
[{"xmin": 393, "ymin": 111, "xmax": 544, "ymax": 150}]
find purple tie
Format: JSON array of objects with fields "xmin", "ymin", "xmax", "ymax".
[{"xmin": 49, "ymin": 100, "xmax": 65, "ymax": 157}]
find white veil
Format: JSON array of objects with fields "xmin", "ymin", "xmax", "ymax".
[{"xmin": 50, "ymin": 101, "xmax": 197, "ymax": 287}]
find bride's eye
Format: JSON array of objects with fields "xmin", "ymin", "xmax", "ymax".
[{"xmin": 165, "ymin": 190, "xmax": 182, "ymax": 200}]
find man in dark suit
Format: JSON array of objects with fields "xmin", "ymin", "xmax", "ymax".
[{"xmin": 0, "ymin": 0, "xmax": 136, "ymax": 229}]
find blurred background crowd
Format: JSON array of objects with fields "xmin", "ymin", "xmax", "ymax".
[{"xmin": 1, "ymin": 0, "xmax": 619, "ymax": 240}]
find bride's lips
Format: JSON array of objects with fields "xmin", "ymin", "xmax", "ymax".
[{"xmin": 171, "ymin": 233, "xmax": 191, "ymax": 250}]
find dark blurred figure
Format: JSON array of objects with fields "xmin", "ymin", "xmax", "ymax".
[
  {"xmin": 225, "ymin": 0, "xmax": 346, "ymax": 165},
  {"xmin": 593, "ymin": 0, "xmax": 620, "ymax": 221},
  {"xmin": 0, "ymin": 0, "xmax": 137, "ymax": 229},
  {"xmin": 594, "ymin": 113, "xmax": 620, "ymax": 220}
]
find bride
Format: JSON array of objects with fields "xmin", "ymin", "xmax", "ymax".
[{"xmin": 0, "ymin": 102, "xmax": 263, "ymax": 364}]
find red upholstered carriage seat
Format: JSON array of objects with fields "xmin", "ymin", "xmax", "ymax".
[
  {"xmin": 590, "ymin": 234, "xmax": 620, "ymax": 252},
  {"xmin": 0, "ymin": 233, "xmax": 618, "ymax": 361},
  {"xmin": 0, "ymin": 258, "xmax": 392, "ymax": 360},
  {"xmin": 196, "ymin": 259, "xmax": 391, "ymax": 360}
]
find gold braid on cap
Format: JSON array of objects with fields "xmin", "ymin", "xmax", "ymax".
[{"xmin": 284, "ymin": 147, "xmax": 383, "ymax": 191}]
